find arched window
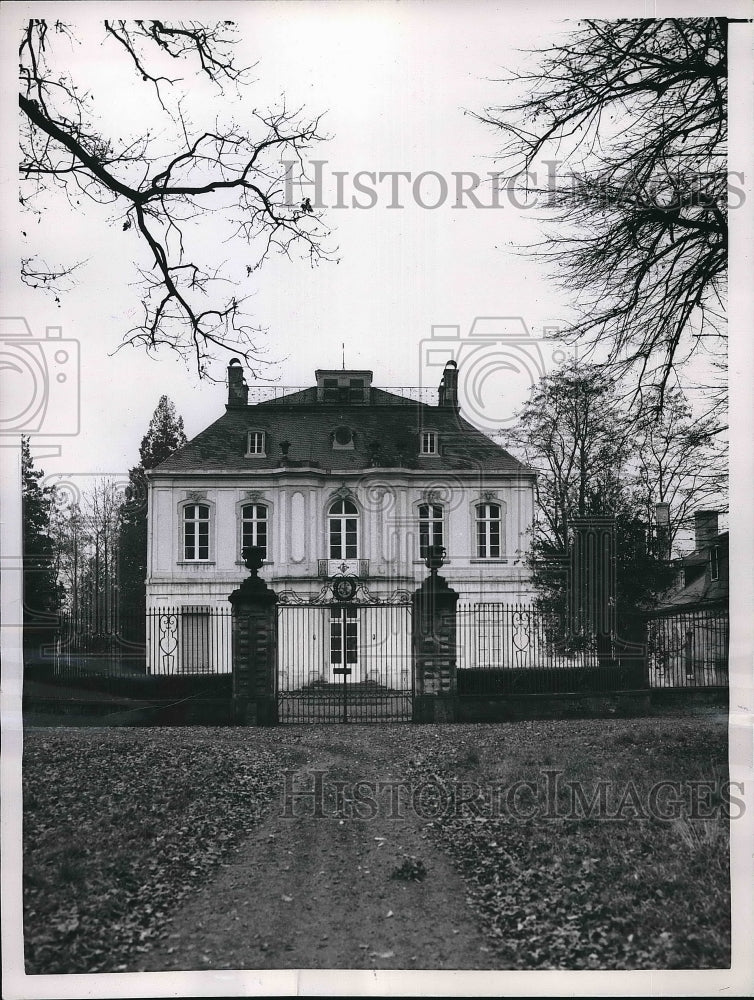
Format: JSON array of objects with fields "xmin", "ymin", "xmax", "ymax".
[
  {"xmin": 418, "ymin": 503, "xmax": 444, "ymax": 558},
  {"xmin": 241, "ymin": 503, "xmax": 268, "ymax": 559},
  {"xmin": 183, "ymin": 504, "xmax": 210, "ymax": 561},
  {"xmin": 476, "ymin": 502, "xmax": 502, "ymax": 558},
  {"xmin": 329, "ymin": 499, "xmax": 358, "ymax": 559}
]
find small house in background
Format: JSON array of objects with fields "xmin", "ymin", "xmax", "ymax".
[
  {"xmin": 646, "ymin": 510, "xmax": 729, "ymax": 687},
  {"xmin": 144, "ymin": 360, "xmax": 536, "ymax": 675}
]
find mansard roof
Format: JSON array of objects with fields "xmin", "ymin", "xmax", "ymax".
[{"xmin": 154, "ymin": 385, "xmax": 529, "ymax": 475}]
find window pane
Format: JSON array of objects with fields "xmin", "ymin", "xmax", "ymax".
[
  {"xmin": 256, "ymin": 523, "xmax": 267, "ymax": 557},
  {"xmin": 330, "ymin": 615, "xmax": 342, "ymax": 663},
  {"xmin": 185, "ymin": 521, "xmax": 196, "ymax": 560},
  {"xmin": 198, "ymin": 521, "xmax": 209, "ymax": 560},
  {"xmin": 330, "ymin": 522, "xmax": 341, "ymax": 558},
  {"xmin": 419, "ymin": 522, "xmax": 429, "ymax": 556},
  {"xmin": 345, "ymin": 519, "xmax": 357, "ymax": 558},
  {"xmin": 477, "ymin": 522, "xmax": 486, "ymax": 557}
]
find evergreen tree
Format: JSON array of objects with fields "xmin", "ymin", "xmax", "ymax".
[
  {"xmin": 118, "ymin": 397, "xmax": 187, "ymax": 635},
  {"xmin": 21, "ymin": 438, "xmax": 63, "ymax": 659}
]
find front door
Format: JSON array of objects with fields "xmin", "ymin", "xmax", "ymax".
[{"xmin": 330, "ymin": 605, "xmax": 359, "ymax": 681}]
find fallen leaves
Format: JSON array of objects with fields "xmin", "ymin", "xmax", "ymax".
[
  {"xmin": 21, "ymin": 718, "xmax": 730, "ymax": 973},
  {"xmin": 406, "ymin": 717, "xmax": 730, "ymax": 970},
  {"xmin": 23, "ymin": 728, "xmax": 299, "ymax": 974}
]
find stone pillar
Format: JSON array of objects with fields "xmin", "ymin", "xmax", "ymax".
[
  {"xmin": 412, "ymin": 570, "xmax": 459, "ymax": 723},
  {"xmin": 229, "ymin": 547, "xmax": 277, "ymax": 725}
]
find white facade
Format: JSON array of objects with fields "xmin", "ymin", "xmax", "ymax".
[
  {"xmin": 144, "ymin": 364, "xmax": 537, "ymax": 676},
  {"xmin": 146, "ymin": 469, "xmax": 536, "ymax": 606}
]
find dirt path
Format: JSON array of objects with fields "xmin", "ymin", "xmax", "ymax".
[{"xmin": 136, "ymin": 731, "xmax": 491, "ymax": 971}]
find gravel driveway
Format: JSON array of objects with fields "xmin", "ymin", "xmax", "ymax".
[{"xmin": 136, "ymin": 732, "xmax": 489, "ymax": 971}]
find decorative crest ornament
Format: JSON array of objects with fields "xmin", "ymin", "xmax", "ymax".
[
  {"xmin": 243, "ymin": 490, "xmax": 265, "ymax": 502},
  {"xmin": 186, "ymin": 490, "xmax": 207, "ymax": 501},
  {"xmin": 333, "ymin": 484, "xmax": 354, "ymax": 501},
  {"xmin": 332, "ymin": 577, "xmax": 358, "ymax": 602},
  {"xmin": 481, "ymin": 490, "xmax": 498, "ymax": 503}
]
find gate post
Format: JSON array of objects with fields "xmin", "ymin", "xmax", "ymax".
[
  {"xmin": 228, "ymin": 546, "xmax": 277, "ymax": 725},
  {"xmin": 412, "ymin": 546, "xmax": 459, "ymax": 723}
]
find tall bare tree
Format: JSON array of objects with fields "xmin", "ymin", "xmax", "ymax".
[
  {"xmin": 478, "ymin": 18, "xmax": 730, "ymax": 417},
  {"xmin": 631, "ymin": 386, "xmax": 727, "ymax": 548},
  {"xmin": 19, "ymin": 18, "xmax": 331, "ymax": 376}
]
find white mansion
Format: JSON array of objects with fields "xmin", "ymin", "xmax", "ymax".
[{"xmin": 145, "ymin": 360, "xmax": 537, "ymax": 618}]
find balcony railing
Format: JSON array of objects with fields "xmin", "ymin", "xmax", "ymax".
[
  {"xmin": 247, "ymin": 386, "xmax": 439, "ymax": 406},
  {"xmin": 318, "ymin": 558, "xmax": 370, "ymax": 579}
]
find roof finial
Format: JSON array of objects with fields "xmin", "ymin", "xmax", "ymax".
[{"xmin": 341, "ymin": 342, "xmax": 345, "ymax": 370}]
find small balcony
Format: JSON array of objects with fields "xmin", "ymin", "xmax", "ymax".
[{"xmin": 318, "ymin": 558, "xmax": 369, "ymax": 579}]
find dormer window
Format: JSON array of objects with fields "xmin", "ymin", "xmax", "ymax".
[
  {"xmin": 246, "ymin": 431, "xmax": 266, "ymax": 457},
  {"xmin": 323, "ymin": 378, "xmax": 339, "ymax": 402},
  {"xmin": 420, "ymin": 431, "xmax": 438, "ymax": 455},
  {"xmin": 316, "ymin": 369, "xmax": 373, "ymax": 403},
  {"xmin": 332, "ymin": 426, "xmax": 355, "ymax": 450}
]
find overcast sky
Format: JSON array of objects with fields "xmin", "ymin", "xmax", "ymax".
[{"xmin": 1, "ymin": 0, "xmax": 749, "ymax": 518}]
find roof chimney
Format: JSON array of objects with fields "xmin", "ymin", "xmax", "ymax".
[
  {"xmin": 227, "ymin": 358, "xmax": 248, "ymax": 408},
  {"xmin": 694, "ymin": 510, "xmax": 719, "ymax": 551},
  {"xmin": 439, "ymin": 361, "xmax": 459, "ymax": 410}
]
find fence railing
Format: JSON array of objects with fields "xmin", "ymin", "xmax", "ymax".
[
  {"xmin": 35, "ymin": 601, "xmax": 728, "ymax": 698},
  {"xmin": 50, "ymin": 607, "xmax": 232, "ymax": 678},
  {"xmin": 644, "ymin": 605, "xmax": 729, "ymax": 688},
  {"xmin": 247, "ymin": 385, "xmax": 439, "ymax": 406},
  {"xmin": 456, "ymin": 602, "xmax": 728, "ymax": 693}
]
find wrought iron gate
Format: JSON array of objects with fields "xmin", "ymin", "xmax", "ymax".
[{"xmin": 276, "ymin": 598, "xmax": 413, "ymax": 723}]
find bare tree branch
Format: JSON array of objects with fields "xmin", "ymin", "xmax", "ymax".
[
  {"xmin": 19, "ymin": 18, "xmax": 334, "ymax": 378},
  {"xmin": 477, "ymin": 18, "xmax": 728, "ymax": 416}
]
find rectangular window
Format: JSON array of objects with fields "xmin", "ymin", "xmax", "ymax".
[
  {"xmin": 476, "ymin": 503, "xmax": 502, "ymax": 559},
  {"xmin": 246, "ymin": 431, "xmax": 266, "ymax": 456},
  {"xmin": 183, "ymin": 504, "xmax": 210, "ymax": 561},
  {"xmin": 421, "ymin": 431, "xmax": 438, "ymax": 455},
  {"xmin": 419, "ymin": 503, "xmax": 444, "ymax": 558},
  {"xmin": 710, "ymin": 546, "xmax": 720, "ymax": 581},
  {"xmin": 180, "ymin": 609, "xmax": 211, "ymax": 672},
  {"xmin": 330, "ymin": 607, "xmax": 358, "ymax": 665},
  {"xmin": 241, "ymin": 504, "xmax": 268, "ymax": 559}
]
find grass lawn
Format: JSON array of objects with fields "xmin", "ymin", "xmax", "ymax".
[{"xmin": 22, "ymin": 717, "xmax": 730, "ymax": 973}]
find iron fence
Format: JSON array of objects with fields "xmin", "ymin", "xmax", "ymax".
[
  {"xmin": 32, "ymin": 601, "xmax": 728, "ymax": 708},
  {"xmin": 49, "ymin": 607, "xmax": 232, "ymax": 678},
  {"xmin": 247, "ymin": 385, "xmax": 439, "ymax": 406},
  {"xmin": 645, "ymin": 605, "xmax": 728, "ymax": 688},
  {"xmin": 456, "ymin": 602, "xmax": 726, "ymax": 695},
  {"xmin": 277, "ymin": 602, "xmax": 414, "ymax": 722}
]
